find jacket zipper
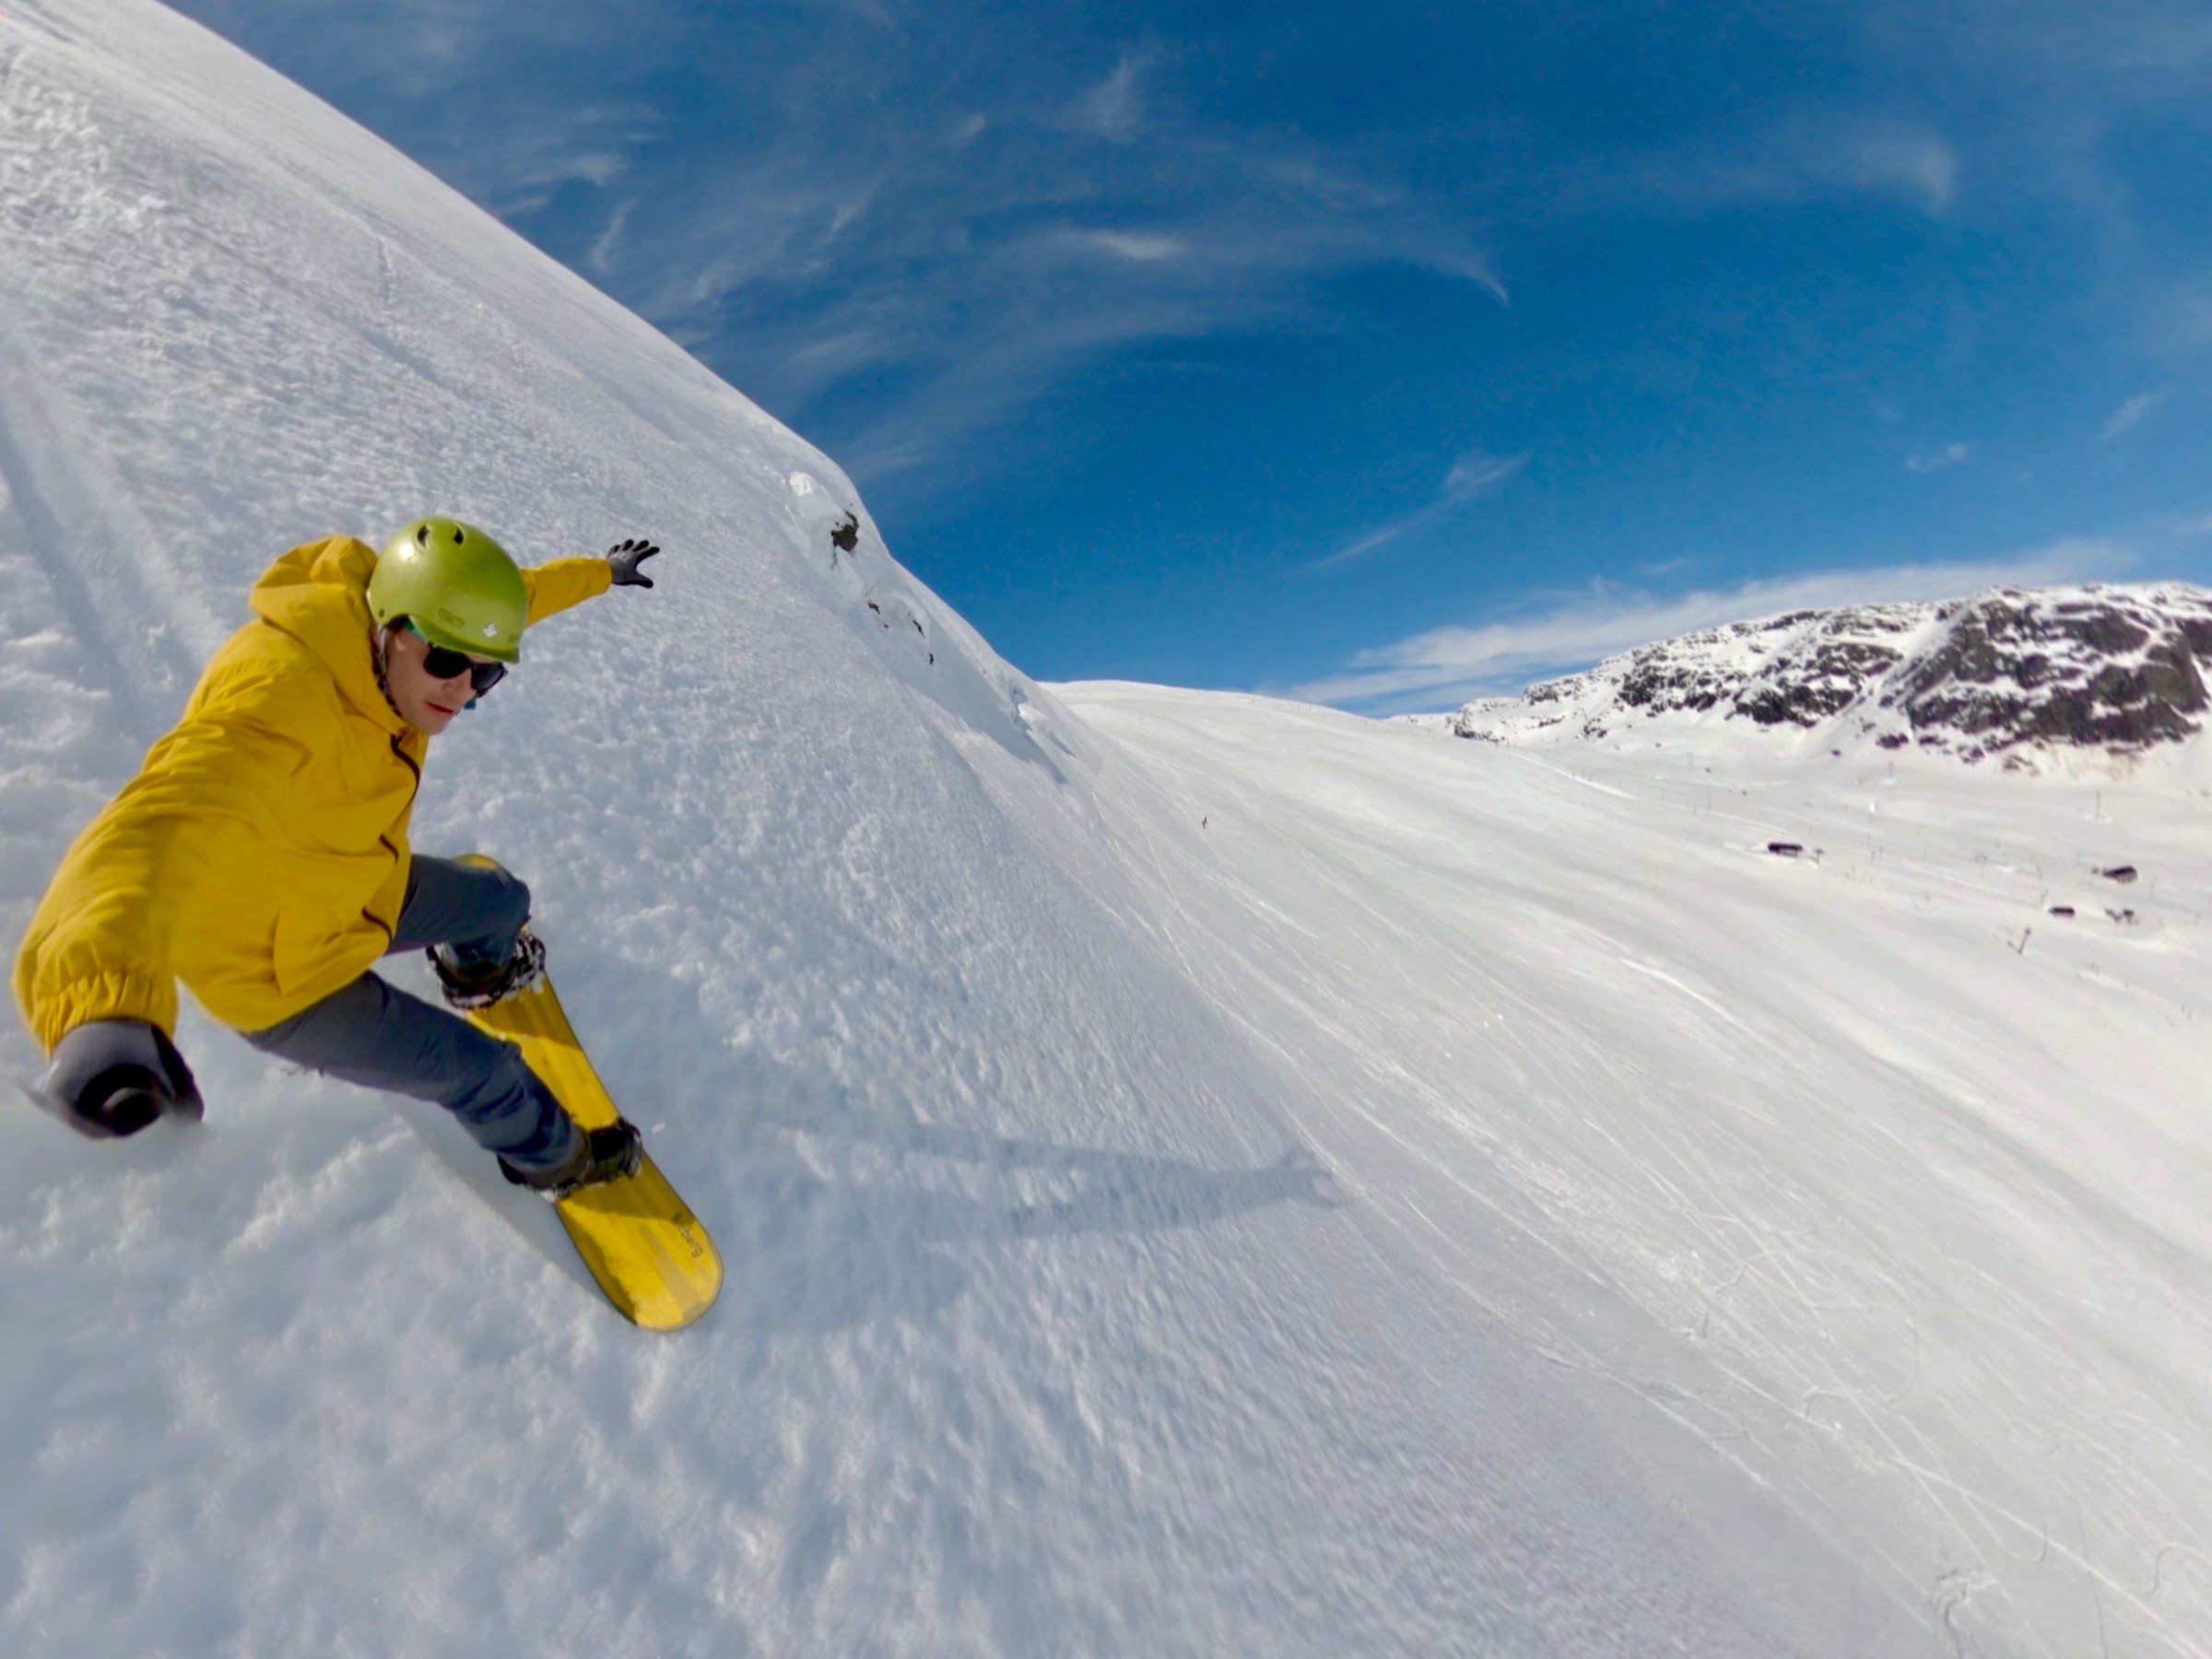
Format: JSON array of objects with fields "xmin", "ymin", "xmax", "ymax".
[{"xmin": 364, "ymin": 732, "xmax": 425, "ymax": 940}]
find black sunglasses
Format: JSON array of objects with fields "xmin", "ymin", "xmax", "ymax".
[{"xmin": 403, "ymin": 620, "xmax": 509, "ymax": 695}]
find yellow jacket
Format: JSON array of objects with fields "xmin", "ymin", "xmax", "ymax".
[{"xmin": 13, "ymin": 535, "xmax": 611, "ymax": 1050}]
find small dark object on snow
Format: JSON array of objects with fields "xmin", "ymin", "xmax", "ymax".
[
  {"xmin": 2098, "ymin": 865, "xmax": 2138, "ymax": 884},
  {"xmin": 1767, "ymin": 841, "xmax": 1806, "ymax": 857},
  {"xmin": 2107, "ymin": 907, "xmax": 2138, "ymax": 925},
  {"xmin": 830, "ymin": 512, "xmax": 860, "ymax": 553},
  {"xmin": 2048, "ymin": 905, "xmax": 2076, "ymax": 919}
]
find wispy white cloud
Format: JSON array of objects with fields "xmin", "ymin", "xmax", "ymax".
[
  {"xmin": 453, "ymin": 106, "xmax": 659, "ymax": 217},
  {"xmin": 2100, "ymin": 387, "xmax": 2171, "ymax": 441},
  {"xmin": 2156, "ymin": 284, "xmax": 2212, "ymax": 353},
  {"xmin": 1831, "ymin": 127, "xmax": 1960, "ymax": 215},
  {"xmin": 1071, "ymin": 229, "xmax": 1186, "ymax": 262},
  {"xmin": 1290, "ymin": 539, "xmax": 2136, "ymax": 712},
  {"xmin": 1904, "ymin": 441, "xmax": 1972, "ymax": 474},
  {"xmin": 1312, "ymin": 451, "xmax": 1527, "ymax": 570},
  {"xmin": 604, "ymin": 112, "xmax": 1509, "ymax": 483},
  {"xmin": 1908, "ymin": 1, "xmax": 2212, "ymax": 80},
  {"xmin": 1596, "ymin": 115, "xmax": 1964, "ymax": 220},
  {"xmin": 1443, "ymin": 451, "xmax": 1524, "ymax": 497},
  {"xmin": 587, "ymin": 198, "xmax": 632, "ymax": 275},
  {"xmin": 1077, "ymin": 53, "xmax": 1148, "ymax": 144}
]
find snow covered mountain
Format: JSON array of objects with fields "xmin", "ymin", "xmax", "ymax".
[
  {"xmin": 1452, "ymin": 583, "xmax": 2212, "ymax": 771},
  {"xmin": 4, "ymin": 6, "xmax": 2209, "ymax": 1657}
]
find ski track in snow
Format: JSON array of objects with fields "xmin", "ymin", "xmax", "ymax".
[{"xmin": 0, "ymin": 5, "xmax": 2206, "ymax": 1655}]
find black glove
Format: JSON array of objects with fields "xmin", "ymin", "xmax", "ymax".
[
  {"xmin": 31, "ymin": 1019, "xmax": 203, "ymax": 1139},
  {"xmin": 606, "ymin": 538, "xmax": 660, "ymax": 588}
]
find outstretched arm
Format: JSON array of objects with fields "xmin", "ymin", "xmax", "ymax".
[{"xmin": 13, "ymin": 672, "xmax": 309, "ymax": 1052}]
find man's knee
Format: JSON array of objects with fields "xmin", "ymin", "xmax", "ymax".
[
  {"xmin": 448, "ymin": 857, "xmax": 532, "ymax": 944},
  {"xmin": 483, "ymin": 865, "xmax": 532, "ymax": 939}
]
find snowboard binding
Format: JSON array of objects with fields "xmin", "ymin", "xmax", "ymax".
[
  {"xmin": 430, "ymin": 925, "xmax": 547, "ymax": 1010},
  {"xmin": 500, "ymin": 1117, "xmax": 644, "ymax": 1202}
]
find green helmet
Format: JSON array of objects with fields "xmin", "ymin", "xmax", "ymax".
[{"xmin": 368, "ymin": 517, "xmax": 527, "ymax": 663}]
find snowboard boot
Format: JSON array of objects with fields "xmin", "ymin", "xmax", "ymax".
[
  {"xmin": 500, "ymin": 1117, "xmax": 644, "ymax": 1202},
  {"xmin": 429, "ymin": 925, "xmax": 547, "ymax": 1011}
]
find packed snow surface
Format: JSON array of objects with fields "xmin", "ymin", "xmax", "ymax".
[{"xmin": 4, "ymin": 5, "xmax": 2209, "ymax": 1655}]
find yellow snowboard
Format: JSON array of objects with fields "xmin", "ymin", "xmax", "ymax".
[{"xmin": 465, "ymin": 959, "xmax": 721, "ymax": 1332}]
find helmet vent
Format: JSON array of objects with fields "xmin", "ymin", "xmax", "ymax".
[
  {"xmin": 452, "ymin": 528, "xmax": 465, "ymax": 543},
  {"xmin": 417, "ymin": 525, "xmax": 429, "ymax": 546}
]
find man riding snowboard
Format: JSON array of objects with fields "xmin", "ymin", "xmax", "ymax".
[{"xmin": 15, "ymin": 518, "xmax": 658, "ymax": 1198}]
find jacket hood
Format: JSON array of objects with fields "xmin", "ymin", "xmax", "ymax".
[{"xmin": 249, "ymin": 536, "xmax": 407, "ymax": 734}]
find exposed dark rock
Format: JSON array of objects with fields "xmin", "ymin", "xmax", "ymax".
[
  {"xmin": 1884, "ymin": 592, "xmax": 2207, "ymax": 754},
  {"xmin": 1448, "ymin": 582, "xmax": 2212, "ymax": 766},
  {"xmin": 1736, "ymin": 678, "xmax": 1862, "ymax": 726}
]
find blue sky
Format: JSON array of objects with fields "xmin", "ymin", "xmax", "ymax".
[{"xmin": 174, "ymin": 0, "xmax": 2212, "ymax": 712}]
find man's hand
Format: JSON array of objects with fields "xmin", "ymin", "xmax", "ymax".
[
  {"xmin": 31, "ymin": 1019, "xmax": 203, "ymax": 1139},
  {"xmin": 606, "ymin": 538, "xmax": 661, "ymax": 588}
]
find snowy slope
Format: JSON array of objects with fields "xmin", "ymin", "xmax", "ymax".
[
  {"xmin": 1065, "ymin": 682, "xmax": 2212, "ymax": 1658},
  {"xmin": 1, "ymin": 4, "xmax": 2206, "ymax": 1656}
]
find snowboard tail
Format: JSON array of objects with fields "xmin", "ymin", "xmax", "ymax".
[{"xmin": 458, "ymin": 886, "xmax": 721, "ymax": 1330}]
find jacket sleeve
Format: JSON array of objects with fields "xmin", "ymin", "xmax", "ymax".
[
  {"xmin": 521, "ymin": 557, "xmax": 614, "ymax": 627},
  {"xmin": 12, "ymin": 667, "xmax": 313, "ymax": 1053}
]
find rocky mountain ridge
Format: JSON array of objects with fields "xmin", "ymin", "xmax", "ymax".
[{"xmin": 1448, "ymin": 583, "xmax": 2212, "ymax": 769}]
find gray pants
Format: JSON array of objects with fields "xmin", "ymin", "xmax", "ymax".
[{"xmin": 242, "ymin": 855, "xmax": 577, "ymax": 1173}]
